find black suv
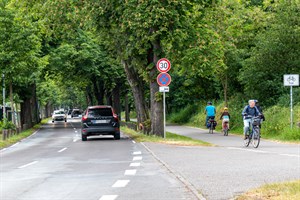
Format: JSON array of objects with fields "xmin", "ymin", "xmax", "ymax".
[{"xmin": 81, "ymin": 106, "xmax": 120, "ymax": 141}]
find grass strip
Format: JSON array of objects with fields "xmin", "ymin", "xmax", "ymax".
[
  {"xmin": 0, "ymin": 118, "xmax": 50, "ymax": 149},
  {"xmin": 121, "ymin": 126, "xmax": 213, "ymax": 146},
  {"xmin": 236, "ymin": 180, "xmax": 300, "ymax": 200}
]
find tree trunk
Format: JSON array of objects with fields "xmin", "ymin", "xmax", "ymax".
[
  {"xmin": 86, "ymin": 86, "xmax": 93, "ymax": 106},
  {"xmin": 125, "ymin": 93, "xmax": 130, "ymax": 122},
  {"xmin": 221, "ymin": 74, "xmax": 228, "ymax": 107},
  {"xmin": 112, "ymin": 85, "xmax": 121, "ymax": 120},
  {"xmin": 122, "ymin": 60, "xmax": 149, "ymax": 126},
  {"xmin": 30, "ymin": 83, "xmax": 40, "ymax": 125},
  {"xmin": 21, "ymin": 97, "xmax": 32, "ymax": 129},
  {"xmin": 149, "ymin": 39, "xmax": 163, "ymax": 137},
  {"xmin": 9, "ymin": 81, "xmax": 16, "ymax": 125},
  {"xmin": 92, "ymin": 78, "xmax": 104, "ymax": 105}
]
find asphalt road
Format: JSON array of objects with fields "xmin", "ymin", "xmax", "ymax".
[
  {"xmin": 0, "ymin": 118, "xmax": 195, "ymax": 200},
  {"xmin": 144, "ymin": 125, "xmax": 299, "ymax": 200},
  {"xmin": 1, "ymin": 119, "xmax": 299, "ymax": 200}
]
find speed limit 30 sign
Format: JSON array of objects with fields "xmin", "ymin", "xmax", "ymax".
[{"xmin": 156, "ymin": 58, "xmax": 171, "ymax": 73}]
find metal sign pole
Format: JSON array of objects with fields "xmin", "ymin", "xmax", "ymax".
[
  {"xmin": 290, "ymin": 86, "xmax": 293, "ymax": 128},
  {"xmin": 163, "ymin": 91, "xmax": 166, "ymax": 139},
  {"xmin": 2, "ymin": 73, "xmax": 5, "ymax": 120}
]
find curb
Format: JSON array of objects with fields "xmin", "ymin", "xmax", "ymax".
[{"xmin": 141, "ymin": 142, "xmax": 206, "ymax": 200}]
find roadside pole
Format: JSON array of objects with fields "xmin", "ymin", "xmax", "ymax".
[
  {"xmin": 2, "ymin": 73, "xmax": 5, "ymax": 120},
  {"xmin": 156, "ymin": 58, "xmax": 171, "ymax": 139},
  {"xmin": 290, "ymin": 86, "xmax": 293, "ymax": 129},
  {"xmin": 163, "ymin": 90, "xmax": 166, "ymax": 138},
  {"xmin": 284, "ymin": 74, "xmax": 299, "ymax": 128}
]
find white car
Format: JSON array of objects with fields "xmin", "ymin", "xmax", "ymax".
[{"xmin": 52, "ymin": 110, "xmax": 67, "ymax": 123}]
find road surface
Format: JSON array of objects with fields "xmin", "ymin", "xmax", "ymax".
[{"xmin": 0, "ymin": 118, "xmax": 196, "ymax": 200}]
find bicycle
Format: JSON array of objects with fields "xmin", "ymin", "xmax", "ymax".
[
  {"xmin": 207, "ymin": 117, "xmax": 217, "ymax": 134},
  {"xmin": 243, "ymin": 116, "xmax": 261, "ymax": 148},
  {"xmin": 223, "ymin": 121, "xmax": 229, "ymax": 136}
]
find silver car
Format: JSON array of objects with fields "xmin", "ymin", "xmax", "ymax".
[{"xmin": 52, "ymin": 110, "xmax": 67, "ymax": 123}]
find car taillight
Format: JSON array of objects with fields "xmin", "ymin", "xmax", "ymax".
[
  {"xmin": 82, "ymin": 115, "xmax": 88, "ymax": 121},
  {"xmin": 113, "ymin": 114, "xmax": 119, "ymax": 122}
]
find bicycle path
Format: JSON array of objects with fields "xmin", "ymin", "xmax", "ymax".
[{"xmin": 142, "ymin": 124, "xmax": 300, "ymax": 199}]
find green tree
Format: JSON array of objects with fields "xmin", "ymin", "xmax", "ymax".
[{"xmin": 240, "ymin": 0, "xmax": 300, "ymax": 106}]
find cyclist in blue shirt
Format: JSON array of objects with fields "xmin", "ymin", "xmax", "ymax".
[{"xmin": 205, "ymin": 102, "xmax": 216, "ymax": 127}]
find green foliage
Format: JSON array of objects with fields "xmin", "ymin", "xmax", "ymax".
[
  {"xmin": 168, "ymin": 104, "xmax": 200, "ymax": 124},
  {"xmin": 0, "ymin": 119, "xmax": 16, "ymax": 130},
  {"xmin": 169, "ymin": 99, "xmax": 300, "ymax": 142},
  {"xmin": 240, "ymin": 0, "xmax": 300, "ymax": 106}
]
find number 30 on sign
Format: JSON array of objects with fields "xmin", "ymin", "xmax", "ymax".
[{"xmin": 156, "ymin": 58, "xmax": 171, "ymax": 73}]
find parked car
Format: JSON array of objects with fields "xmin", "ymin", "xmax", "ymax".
[
  {"xmin": 71, "ymin": 109, "xmax": 82, "ymax": 118},
  {"xmin": 81, "ymin": 105, "xmax": 120, "ymax": 141},
  {"xmin": 52, "ymin": 110, "xmax": 67, "ymax": 123}
]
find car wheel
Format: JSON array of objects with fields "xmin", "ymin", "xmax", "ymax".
[
  {"xmin": 81, "ymin": 134, "xmax": 87, "ymax": 141},
  {"xmin": 65, "ymin": 119, "xmax": 67, "ymax": 122},
  {"xmin": 114, "ymin": 132, "xmax": 120, "ymax": 140},
  {"xmin": 52, "ymin": 120, "xmax": 54, "ymax": 123}
]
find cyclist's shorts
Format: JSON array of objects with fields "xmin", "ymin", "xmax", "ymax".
[{"xmin": 223, "ymin": 119, "xmax": 229, "ymax": 123}]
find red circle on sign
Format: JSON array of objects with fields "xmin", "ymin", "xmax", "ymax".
[
  {"xmin": 157, "ymin": 73, "xmax": 171, "ymax": 86},
  {"xmin": 156, "ymin": 58, "xmax": 171, "ymax": 73}
]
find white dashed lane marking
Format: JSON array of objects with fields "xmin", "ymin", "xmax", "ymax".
[
  {"xmin": 130, "ymin": 163, "xmax": 141, "ymax": 167},
  {"xmin": 132, "ymin": 140, "xmax": 136, "ymax": 144},
  {"xmin": 18, "ymin": 161, "xmax": 38, "ymax": 169},
  {"xmin": 112, "ymin": 180, "xmax": 130, "ymax": 188},
  {"xmin": 99, "ymin": 195, "xmax": 118, "ymax": 200},
  {"xmin": 132, "ymin": 151, "xmax": 141, "ymax": 155},
  {"xmin": 58, "ymin": 147, "xmax": 67, "ymax": 153},
  {"xmin": 124, "ymin": 169, "xmax": 137, "ymax": 176},
  {"xmin": 132, "ymin": 156, "xmax": 142, "ymax": 161}
]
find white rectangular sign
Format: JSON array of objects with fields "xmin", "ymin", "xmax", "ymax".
[
  {"xmin": 159, "ymin": 86, "xmax": 169, "ymax": 92},
  {"xmin": 284, "ymin": 74, "xmax": 299, "ymax": 86}
]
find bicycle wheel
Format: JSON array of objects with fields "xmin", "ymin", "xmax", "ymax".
[
  {"xmin": 252, "ymin": 127, "xmax": 260, "ymax": 148},
  {"xmin": 243, "ymin": 134, "xmax": 250, "ymax": 147},
  {"xmin": 223, "ymin": 128, "xmax": 228, "ymax": 136},
  {"xmin": 209, "ymin": 126, "xmax": 213, "ymax": 134}
]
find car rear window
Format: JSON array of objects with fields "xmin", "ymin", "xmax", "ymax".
[
  {"xmin": 54, "ymin": 111, "xmax": 65, "ymax": 114},
  {"xmin": 88, "ymin": 108, "xmax": 113, "ymax": 117}
]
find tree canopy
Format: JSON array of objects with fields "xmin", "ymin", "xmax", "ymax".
[{"xmin": 1, "ymin": 0, "xmax": 299, "ymax": 134}]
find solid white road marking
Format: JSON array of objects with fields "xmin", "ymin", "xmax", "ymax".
[
  {"xmin": 10, "ymin": 142, "xmax": 20, "ymax": 148},
  {"xmin": 227, "ymin": 147, "xmax": 269, "ymax": 153},
  {"xmin": 112, "ymin": 180, "xmax": 130, "ymax": 188},
  {"xmin": 58, "ymin": 147, "xmax": 67, "ymax": 153},
  {"xmin": 133, "ymin": 151, "xmax": 141, "ymax": 155},
  {"xmin": 99, "ymin": 195, "xmax": 118, "ymax": 200},
  {"xmin": 228, "ymin": 147, "xmax": 300, "ymax": 158},
  {"xmin": 133, "ymin": 156, "xmax": 142, "ymax": 161},
  {"xmin": 130, "ymin": 163, "xmax": 141, "ymax": 167},
  {"xmin": 124, "ymin": 169, "xmax": 137, "ymax": 176},
  {"xmin": 280, "ymin": 154, "xmax": 300, "ymax": 158},
  {"xmin": 18, "ymin": 161, "xmax": 38, "ymax": 169}
]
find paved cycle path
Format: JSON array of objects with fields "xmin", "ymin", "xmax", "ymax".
[{"xmin": 143, "ymin": 125, "xmax": 300, "ymax": 200}]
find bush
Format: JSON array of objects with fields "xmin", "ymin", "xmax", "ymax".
[
  {"xmin": 168, "ymin": 104, "xmax": 200, "ymax": 124},
  {"xmin": 168, "ymin": 98, "xmax": 300, "ymax": 142},
  {"xmin": 1, "ymin": 119, "xmax": 16, "ymax": 130}
]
